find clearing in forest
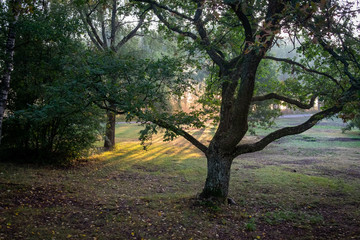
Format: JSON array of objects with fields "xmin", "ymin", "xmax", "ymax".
[{"xmin": 1, "ymin": 116, "xmax": 360, "ymax": 239}]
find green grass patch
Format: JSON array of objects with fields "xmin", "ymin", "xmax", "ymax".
[
  {"xmin": 1, "ymin": 116, "xmax": 360, "ymax": 239},
  {"xmin": 264, "ymin": 210, "xmax": 324, "ymax": 225}
]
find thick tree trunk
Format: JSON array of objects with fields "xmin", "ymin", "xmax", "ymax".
[
  {"xmin": 0, "ymin": 4, "xmax": 19, "ymax": 145},
  {"xmin": 104, "ymin": 109, "xmax": 116, "ymax": 149},
  {"xmin": 200, "ymin": 148, "xmax": 234, "ymax": 202}
]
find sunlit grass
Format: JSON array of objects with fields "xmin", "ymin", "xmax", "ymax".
[
  {"xmin": 1, "ymin": 116, "xmax": 360, "ymax": 239},
  {"xmin": 96, "ymin": 125, "xmax": 208, "ymax": 165}
]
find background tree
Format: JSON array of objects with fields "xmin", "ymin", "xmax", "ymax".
[
  {"xmin": 74, "ymin": 0, "xmax": 152, "ymax": 150},
  {"xmin": 0, "ymin": 0, "xmax": 20, "ymax": 144},
  {"xmin": 128, "ymin": 0, "xmax": 360, "ymax": 202}
]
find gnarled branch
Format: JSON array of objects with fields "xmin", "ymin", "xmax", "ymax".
[
  {"xmin": 192, "ymin": 1, "xmax": 226, "ymax": 67},
  {"xmin": 228, "ymin": 3, "xmax": 254, "ymax": 42},
  {"xmin": 153, "ymin": 119, "xmax": 208, "ymax": 154},
  {"xmin": 151, "ymin": 5, "xmax": 197, "ymax": 40},
  {"xmin": 132, "ymin": 0, "xmax": 194, "ymax": 21},
  {"xmin": 233, "ymin": 105, "xmax": 343, "ymax": 157},
  {"xmin": 252, "ymin": 93, "xmax": 317, "ymax": 109},
  {"xmin": 114, "ymin": 6, "xmax": 151, "ymax": 51},
  {"xmin": 131, "ymin": 0, "xmax": 225, "ymax": 67}
]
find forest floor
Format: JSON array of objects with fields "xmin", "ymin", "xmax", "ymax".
[{"xmin": 1, "ymin": 116, "xmax": 360, "ymax": 240}]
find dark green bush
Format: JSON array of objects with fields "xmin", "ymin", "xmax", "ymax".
[{"xmin": 1, "ymin": 104, "xmax": 103, "ymax": 165}]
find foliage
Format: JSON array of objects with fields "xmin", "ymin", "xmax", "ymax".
[
  {"xmin": 341, "ymin": 101, "xmax": 360, "ymax": 133},
  {"xmin": 245, "ymin": 218, "xmax": 257, "ymax": 231},
  {"xmin": 2, "ymin": 102, "xmax": 103, "ymax": 164},
  {"xmin": 0, "ymin": 1, "xmax": 102, "ymax": 164},
  {"xmin": 342, "ymin": 115, "xmax": 360, "ymax": 133},
  {"xmin": 128, "ymin": 0, "xmax": 360, "ymax": 142},
  {"xmin": 123, "ymin": 0, "xmax": 360, "ymax": 200},
  {"xmin": 70, "ymin": 49, "xmax": 193, "ymax": 113},
  {"xmin": 73, "ymin": 0, "xmax": 157, "ymax": 148}
]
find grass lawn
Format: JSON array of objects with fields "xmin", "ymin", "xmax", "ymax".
[{"xmin": 1, "ymin": 116, "xmax": 360, "ymax": 239}]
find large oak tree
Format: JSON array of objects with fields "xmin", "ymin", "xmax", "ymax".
[{"xmin": 129, "ymin": 0, "xmax": 360, "ymax": 202}]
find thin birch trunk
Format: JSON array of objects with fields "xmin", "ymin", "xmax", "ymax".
[{"xmin": 0, "ymin": 1, "xmax": 19, "ymax": 144}]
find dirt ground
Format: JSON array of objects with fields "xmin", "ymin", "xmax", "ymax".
[{"xmin": 1, "ymin": 116, "xmax": 360, "ymax": 239}]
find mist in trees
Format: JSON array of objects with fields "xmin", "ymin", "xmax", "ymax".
[
  {"xmin": 0, "ymin": 0, "xmax": 359, "ymax": 203},
  {"xmin": 0, "ymin": 0, "xmax": 190, "ymax": 163},
  {"xmin": 127, "ymin": 0, "xmax": 360, "ymax": 202}
]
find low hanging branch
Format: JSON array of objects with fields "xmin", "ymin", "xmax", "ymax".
[
  {"xmin": 252, "ymin": 93, "xmax": 317, "ymax": 109},
  {"xmin": 152, "ymin": 118, "xmax": 208, "ymax": 154},
  {"xmin": 233, "ymin": 104, "xmax": 343, "ymax": 157}
]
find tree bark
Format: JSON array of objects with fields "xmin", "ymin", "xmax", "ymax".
[
  {"xmin": 0, "ymin": 2, "xmax": 19, "ymax": 145},
  {"xmin": 200, "ymin": 145, "xmax": 234, "ymax": 202},
  {"xmin": 104, "ymin": 106, "xmax": 116, "ymax": 149}
]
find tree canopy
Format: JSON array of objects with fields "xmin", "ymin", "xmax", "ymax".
[
  {"xmin": 0, "ymin": 0, "xmax": 359, "ymax": 201},
  {"xmin": 126, "ymin": 0, "xmax": 360, "ymax": 201}
]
